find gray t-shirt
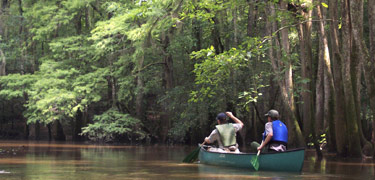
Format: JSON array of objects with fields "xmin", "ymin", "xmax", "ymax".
[
  {"xmin": 207, "ymin": 123, "xmax": 243, "ymax": 148},
  {"xmin": 264, "ymin": 122, "xmax": 286, "ymax": 152}
]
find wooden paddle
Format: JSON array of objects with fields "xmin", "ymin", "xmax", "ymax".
[
  {"xmin": 182, "ymin": 142, "xmax": 205, "ymax": 163},
  {"xmin": 251, "ymin": 140, "xmax": 263, "ymax": 171}
]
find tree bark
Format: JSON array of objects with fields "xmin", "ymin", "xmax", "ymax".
[
  {"xmin": 0, "ymin": 0, "xmax": 9, "ymax": 37},
  {"xmin": 315, "ymin": 38, "xmax": 324, "ymax": 135},
  {"xmin": 316, "ymin": 1, "xmax": 336, "ymax": 152},
  {"xmin": 329, "ymin": 0, "xmax": 347, "ymax": 155},
  {"xmin": 0, "ymin": 0, "xmax": 8, "ymax": 76},
  {"xmin": 75, "ymin": 11, "xmax": 82, "ymax": 35},
  {"xmin": 279, "ymin": 0, "xmax": 305, "ymax": 147},
  {"xmin": 298, "ymin": 1, "xmax": 315, "ymax": 146},
  {"xmin": 267, "ymin": 1, "xmax": 305, "ymax": 147},
  {"xmin": 341, "ymin": 0, "xmax": 362, "ymax": 157},
  {"xmin": 349, "ymin": 0, "xmax": 373, "ymax": 156},
  {"xmin": 159, "ymin": 31, "xmax": 174, "ymax": 143},
  {"xmin": 230, "ymin": 4, "xmax": 237, "ymax": 46},
  {"xmin": 367, "ymin": 0, "xmax": 375, "ymax": 145},
  {"xmin": 247, "ymin": 0, "xmax": 257, "ymax": 37},
  {"xmin": 136, "ymin": 44, "xmax": 145, "ymax": 121},
  {"xmin": 53, "ymin": 120, "xmax": 66, "ymax": 141},
  {"xmin": 74, "ymin": 108, "xmax": 84, "ymax": 141},
  {"xmin": 0, "ymin": 48, "xmax": 5, "ymax": 76},
  {"xmin": 85, "ymin": 7, "xmax": 90, "ymax": 31},
  {"xmin": 192, "ymin": 0, "xmax": 201, "ymax": 52}
]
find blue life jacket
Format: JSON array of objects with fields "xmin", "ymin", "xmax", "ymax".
[{"xmin": 263, "ymin": 120, "xmax": 288, "ymax": 144}]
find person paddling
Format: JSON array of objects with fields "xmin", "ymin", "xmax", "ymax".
[
  {"xmin": 255, "ymin": 109, "xmax": 288, "ymax": 152},
  {"xmin": 204, "ymin": 112, "xmax": 244, "ymax": 153}
]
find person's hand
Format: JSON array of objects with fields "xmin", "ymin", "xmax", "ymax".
[
  {"xmin": 225, "ymin": 112, "xmax": 233, "ymax": 117},
  {"xmin": 204, "ymin": 137, "xmax": 210, "ymax": 144},
  {"xmin": 257, "ymin": 146, "xmax": 262, "ymax": 151}
]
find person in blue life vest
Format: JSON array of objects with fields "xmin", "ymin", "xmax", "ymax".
[
  {"xmin": 256, "ymin": 109, "xmax": 288, "ymax": 152},
  {"xmin": 204, "ymin": 112, "xmax": 244, "ymax": 153}
]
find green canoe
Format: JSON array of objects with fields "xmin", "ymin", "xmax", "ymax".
[{"xmin": 198, "ymin": 147, "xmax": 305, "ymax": 172}]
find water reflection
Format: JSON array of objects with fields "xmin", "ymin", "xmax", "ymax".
[{"xmin": 0, "ymin": 141, "xmax": 374, "ymax": 179}]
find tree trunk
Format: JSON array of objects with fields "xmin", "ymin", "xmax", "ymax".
[
  {"xmin": 47, "ymin": 123, "xmax": 52, "ymax": 141},
  {"xmin": 53, "ymin": 120, "xmax": 66, "ymax": 141},
  {"xmin": 315, "ymin": 38, "xmax": 324, "ymax": 135},
  {"xmin": 349, "ymin": 0, "xmax": 373, "ymax": 156},
  {"xmin": 192, "ymin": 20, "xmax": 201, "ymax": 52},
  {"xmin": 0, "ymin": 0, "xmax": 7, "ymax": 76},
  {"xmin": 159, "ymin": 31, "xmax": 174, "ymax": 143},
  {"xmin": 85, "ymin": 6, "xmax": 90, "ymax": 31},
  {"xmin": 74, "ymin": 108, "xmax": 84, "ymax": 141},
  {"xmin": 279, "ymin": 0, "xmax": 305, "ymax": 147},
  {"xmin": 0, "ymin": 0, "xmax": 9, "ymax": 37},
  {"xmin": 136, "ymin": 44, "xmax": 145, "ymax": 121},
  {"xmin": 232, "ymin": 6, "xmax": 238, "ymax": 46},
  {"xmin": 0, "ymin": 48, "xmax": 5, "ymax": 76},
  {"xmin": 298, "ymin": 2, "xmax": 317, "ymax": 151},
  {"xmin": 329, "ymin": 0, "xmax": 347, "ymax": 155},
  {"xmin": 106, "ymin": 75, "xmax": 116, "ymax": 109},
  {"xmin": 316, "ymin": 1, "xmax": 336, "ymax": 152},
  {"xmin": 267, "ymin": 1, "xmax": 305, "ymax": 147},
  {"xmin": 35, "ymin": 122, "xmax": 40, "ymax": 140},
  {"xmin": 192, "ymin": 0, "xmax": 201, "ymax": 52},
  {"xmin": 75, "ymin": 11, "xmax": 82, "ymax": 35},
  {"xmin": 247, "ymin": 0, "xmax": 257, "ymax": 37},
  {"xmin": 367, "ymin": 0, "xmax": 375, "ymax": 146},
  {"xmin": 341, "ymin": 0, "xmax": 362, "ymax": 157}
]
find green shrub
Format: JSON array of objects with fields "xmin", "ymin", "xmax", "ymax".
[{"xmin": 81, "ymin": 109, "xmax": 145, "ymax": 142}]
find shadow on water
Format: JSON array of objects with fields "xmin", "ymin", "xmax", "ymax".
[{"xmin": 0, "ymin": 141, "xmax": 374, "ymax": 179}]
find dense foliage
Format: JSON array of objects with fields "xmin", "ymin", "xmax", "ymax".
[{"xmin": 0, "ymin": 0, "xmax": 374, "ymax": 157}]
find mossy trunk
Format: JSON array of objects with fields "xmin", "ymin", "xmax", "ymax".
[
  {"xmin": 367, "ymin": 0, "xmax": 375, "ymax": 147},
  {"xmin": 329, "ymin": 0, "xmax": 348, "ymax": 156},
  {"xmin": 316, "ymin": 1, "xmax": 336, "ymax": 153},
  {"xmin": 341, "ymin": 0, "xmax": 362, "ymax": 157}
]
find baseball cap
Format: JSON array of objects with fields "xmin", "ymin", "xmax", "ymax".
[
  {"xmin": 264, "ymin": 109, "xmax": 279, "ymax": 119},
  {"xmin": 216, "ymin": 113, "xmax": 227, "ymax": 121}
]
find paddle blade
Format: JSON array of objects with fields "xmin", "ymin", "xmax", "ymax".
[
  {"xmin": 251, "ymin": 155, "xmax": 259, "ymax": 171},
  {"xmin": 182, "ymin": 147, "xmax": 200, "ymax": 163}
]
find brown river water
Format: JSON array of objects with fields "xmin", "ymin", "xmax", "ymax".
[{"xmin": 0, "ymin": 141, "xmax": 374, "ymax": 180}]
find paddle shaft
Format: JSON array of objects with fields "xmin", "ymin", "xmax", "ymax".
[
  {"xmin": 257, "ymin": 140, "xmax": 264, "ymax": 156},
  {"xmin": 201, "ymin": 141, "xmax": 206, "ymax": 146},
  {"xmin": 182, "ymin": 141, "xmax": 206, "ymax": 163},
  {"xmin": 252, "ymin": 140, "xmax": 264, "ymax": 171}
]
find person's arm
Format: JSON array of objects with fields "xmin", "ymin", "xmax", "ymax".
[
  {"xmin": 204, "ymin": 137, "xmax": 211, "ymax": 144},
  {"xmin": 257, "ymin": 133, "xmax": 273, "ymax": 150},
  {"xmin": 204, "ymin": 129, "xmax": 218, "ymax": 144},
  {"xmin": 226, "ymin": 112, "xmax": 244, "ymax": 128}
]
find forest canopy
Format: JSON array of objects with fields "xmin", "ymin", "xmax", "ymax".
[{"xmin": 0, "ymin": 0, "xmax": 374, "ymax": 157}]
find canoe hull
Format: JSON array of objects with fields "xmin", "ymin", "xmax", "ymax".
[{"xmin": 198, "ymin": 148, "xmax": 305, "ymax": 172}]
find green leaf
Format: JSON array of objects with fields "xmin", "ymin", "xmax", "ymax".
[{"xmin": 321, "ymin": 3, "xmax": 328, "ymax": 8}]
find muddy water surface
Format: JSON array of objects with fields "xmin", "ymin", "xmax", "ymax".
[{"xmin": 0, "ymin": 141, "xmax": 374, "ymax": 179}]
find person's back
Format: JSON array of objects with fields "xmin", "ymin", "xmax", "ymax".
[
  {"xmin": 266, "ymin": 119, "xmax": 288, "ymax": 152},
  {"xmin": 204, "ymin": 112, "xmax": 243, "ymax": 153},
  {"xmin": 215, "ymin": 123, "xmax": 236, "ymax": 147},
  {"xmin": 254, "ymin": 109, "xmax": 288, "ymax": 152}
]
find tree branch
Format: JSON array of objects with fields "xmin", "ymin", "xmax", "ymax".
[
  {"xmin": 134, "ymin": 62, "xmax": 166, "ymax": 74},
  {"xmin": 90, "ymin": 3, "xmax": 103, "ymax": 17}
]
